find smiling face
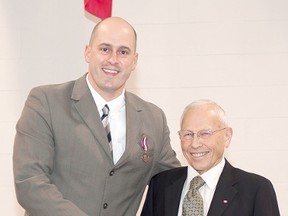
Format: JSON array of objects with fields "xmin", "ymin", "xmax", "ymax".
[
  {"xmin": 85, "ymin": 17, "xmax": 138, "ymax": 101},
  {"xmin": 180, "ymin": 103, "xmax": 233, "ymax": 174}
]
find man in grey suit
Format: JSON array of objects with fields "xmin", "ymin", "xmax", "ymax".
[
  {"xmin": 13, "ymin": 17, "xmax": 180, "ymax": 216},
  {"xmin": 141, "ymin": 100, "xmax": 280, "ymax": 216}
]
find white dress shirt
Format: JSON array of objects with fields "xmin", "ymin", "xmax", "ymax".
[
  {"xmin": 177, "ymin": 158, "xmax": 225, "ymax": 216},
  {"xmin": 86, "ymin": 75, "xmax": 126, "ymax": 164}
]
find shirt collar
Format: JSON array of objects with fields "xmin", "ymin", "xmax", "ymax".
[
  {"xmin": 187, "ymin": 157, "xmax": 225, "ymax": 191},
  {"xmin": 86, "ymin": 75, "xmax": 125, "ymax": 115}
]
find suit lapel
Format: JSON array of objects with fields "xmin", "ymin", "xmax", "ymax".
[
  {"xmin": 164, "ymin": 168, "xmax": 187, "ymax": 216},
  {"xmin": 207, "ymin": 160, "xmax": 238, "ymax": 216},
  {"xmin": 71, "ymin": 75, "xmax": 113, "ymax": 160},
  {"xmin": 116, "ymin": 92, "xmax": 142, "ymax": 165}
]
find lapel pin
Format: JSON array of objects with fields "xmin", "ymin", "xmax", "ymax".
[{"xmin": 223, "ymin": 199, "xmax": 228, "ymax": 204}]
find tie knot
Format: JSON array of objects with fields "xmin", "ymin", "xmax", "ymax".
[
  {"xmin": 101, "ymin": 104, "xmax": 110, "ymax": 121},
  {"xmin": 190, "ymin": 176, "xmax": 205, "ymax": 191},
  {"xmin": 102, "ymin": 104, "xmax": 110, "ymax": 115}
]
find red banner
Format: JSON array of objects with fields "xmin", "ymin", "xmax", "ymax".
[{"xmin": 84, "ymin": 0, "xmax": 112, "ymax": 19}]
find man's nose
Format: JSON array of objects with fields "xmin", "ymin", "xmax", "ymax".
[
  {"xmin": 107, "ymin": 52, "xmax": 119, "ymax": 64},
  {"xmin": 190, "ymin": 135, "xmax": 203, "ymax": 148}
]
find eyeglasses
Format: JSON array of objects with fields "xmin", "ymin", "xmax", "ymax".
[{"xmin": 178, "ymin": 128, "xmax": 227, "ymax": 141}]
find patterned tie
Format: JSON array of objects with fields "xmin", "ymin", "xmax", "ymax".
[
  {"xmin": 182, "ymin": 176, "xmax": 205, "ymax": 216},
  {"xmin": 101, "ymin": 104, "xmax": 113, "ymax": 157}
]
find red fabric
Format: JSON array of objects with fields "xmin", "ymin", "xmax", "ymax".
[{"xmin": 84, "ymin": 0, "xmax": 112, "ymax": 19}]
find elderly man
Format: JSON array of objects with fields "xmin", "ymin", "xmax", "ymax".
[{"xmin": 141, "ymin": 99, "xmax": 280, "ymax": 216}]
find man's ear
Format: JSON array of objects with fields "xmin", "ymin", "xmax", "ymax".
[
  {"xmin": 131, "ymin": 53, "xmax": 138, "ymax": 71},
  {"xmin": 225, "ymin": 127, "xmax": 233, "ymax": 148},
  {"xmin": 84, "ymin": 45, "xmax": 91, "ymax": 63}
]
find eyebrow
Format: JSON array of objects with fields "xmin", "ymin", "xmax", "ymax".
[{"xmin": 98, "ymin": 43, "xmax": 132, "ymax": 52}]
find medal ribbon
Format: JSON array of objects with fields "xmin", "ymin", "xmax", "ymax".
[{"xmin": 141, "ymin": 134, "xmax": 148, "ymax": 152}]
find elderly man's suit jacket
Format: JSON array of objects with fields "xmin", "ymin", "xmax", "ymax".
[
  {"xmin": 141, "ymin": 160, "xmax": 280, "ymax": 216},
  {"xmin": 13, "ymin": 74, "xmax": 180, "ymax": 216}
]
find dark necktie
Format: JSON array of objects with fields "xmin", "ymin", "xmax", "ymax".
[
  {"xmin": 182, "ymin": 175, "xmax": 205, "ymax": 216},
  {"xmin": 101, "ymin": 104, "xmax": 113, "ymax": 157}
]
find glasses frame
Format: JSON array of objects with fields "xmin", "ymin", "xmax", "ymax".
[{"xmin": 178, "ymin": 127, "xmax": 227, "ymax": 142}]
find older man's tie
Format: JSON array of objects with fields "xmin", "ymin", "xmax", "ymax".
[
  {"xmin": 182, "ymin": 176, "xmax": 205, "ymax": 216},
  {"xmin": 101, "ymin": 104, "xmax": 113, "ymax": 158}
]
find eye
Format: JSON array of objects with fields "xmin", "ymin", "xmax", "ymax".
[
  {"xmin": 199, "ymin": 130, "xmax": 213, "ymax": 139},
  {"xmin": 183, "ymin": 131, "xmax": 193, "ymax": 138},
  {"xmin": 118, "ymin": 49, "xmax": 129, "ymax": 56},
  {"xmin": 100, "ymin": 47, "xmax": 111, "ymax": 54}
]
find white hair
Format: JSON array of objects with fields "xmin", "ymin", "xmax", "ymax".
[{"xmin": 180, "ymin": 99, "xmax": 229, "ymax": 127}]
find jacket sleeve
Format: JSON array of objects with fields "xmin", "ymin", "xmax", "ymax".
[
  {"xmin": 254, "ymin": 178, "xmax": 281, "ymax": 216},
  {"xmin": 151, "ymin": 109, "xmax": 181, "ymax": 177},
  {"xmin": 13, "ymin": 87, "xmax": 88, "ymax": 216}
]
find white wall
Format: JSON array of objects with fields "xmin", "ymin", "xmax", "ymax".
[{"xmin": 1, "ymin": 0, "xmax": 287, "ymax": 215}]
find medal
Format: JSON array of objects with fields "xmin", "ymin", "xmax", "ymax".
[
  {"xmin": 142, "ymin": 152, "xmax": 149, "ymax": 163},
  {"xmin": 141, "ymin": 134, "xmax": 149, "ymax": 163}
]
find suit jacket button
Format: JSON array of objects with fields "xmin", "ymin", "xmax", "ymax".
[
  {"xmin": 103, "ymin": 203, "xmax": 108, "ymax": 209},
  {"xmin": 109, "ymin": 170, "xmax": 115, "ymax": 176}
]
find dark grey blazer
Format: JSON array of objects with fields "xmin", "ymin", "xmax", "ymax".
[
  {"xmin": 141, "ymin": 160, "xmax": 280, "ymax": 216},
  {"xmin": 13, "ymin": 74, "xmax": 180, "ymax": 216}
]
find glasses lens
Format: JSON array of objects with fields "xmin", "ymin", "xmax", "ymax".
[
  {"xmin": 198, "ymin": 130, "xmax": 213, "ymax": 139},
  {"xmin": 179, "ymin": 131, "xmax": 193, "ymax": 141}
]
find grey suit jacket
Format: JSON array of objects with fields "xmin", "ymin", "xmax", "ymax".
[
  {"xmin": 13, "ymin": 74, "xmax": 180, "ymax": 216},
  {"xmin": 141, "ymin": 160, "xmax": 280, "ymax": 216}
]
